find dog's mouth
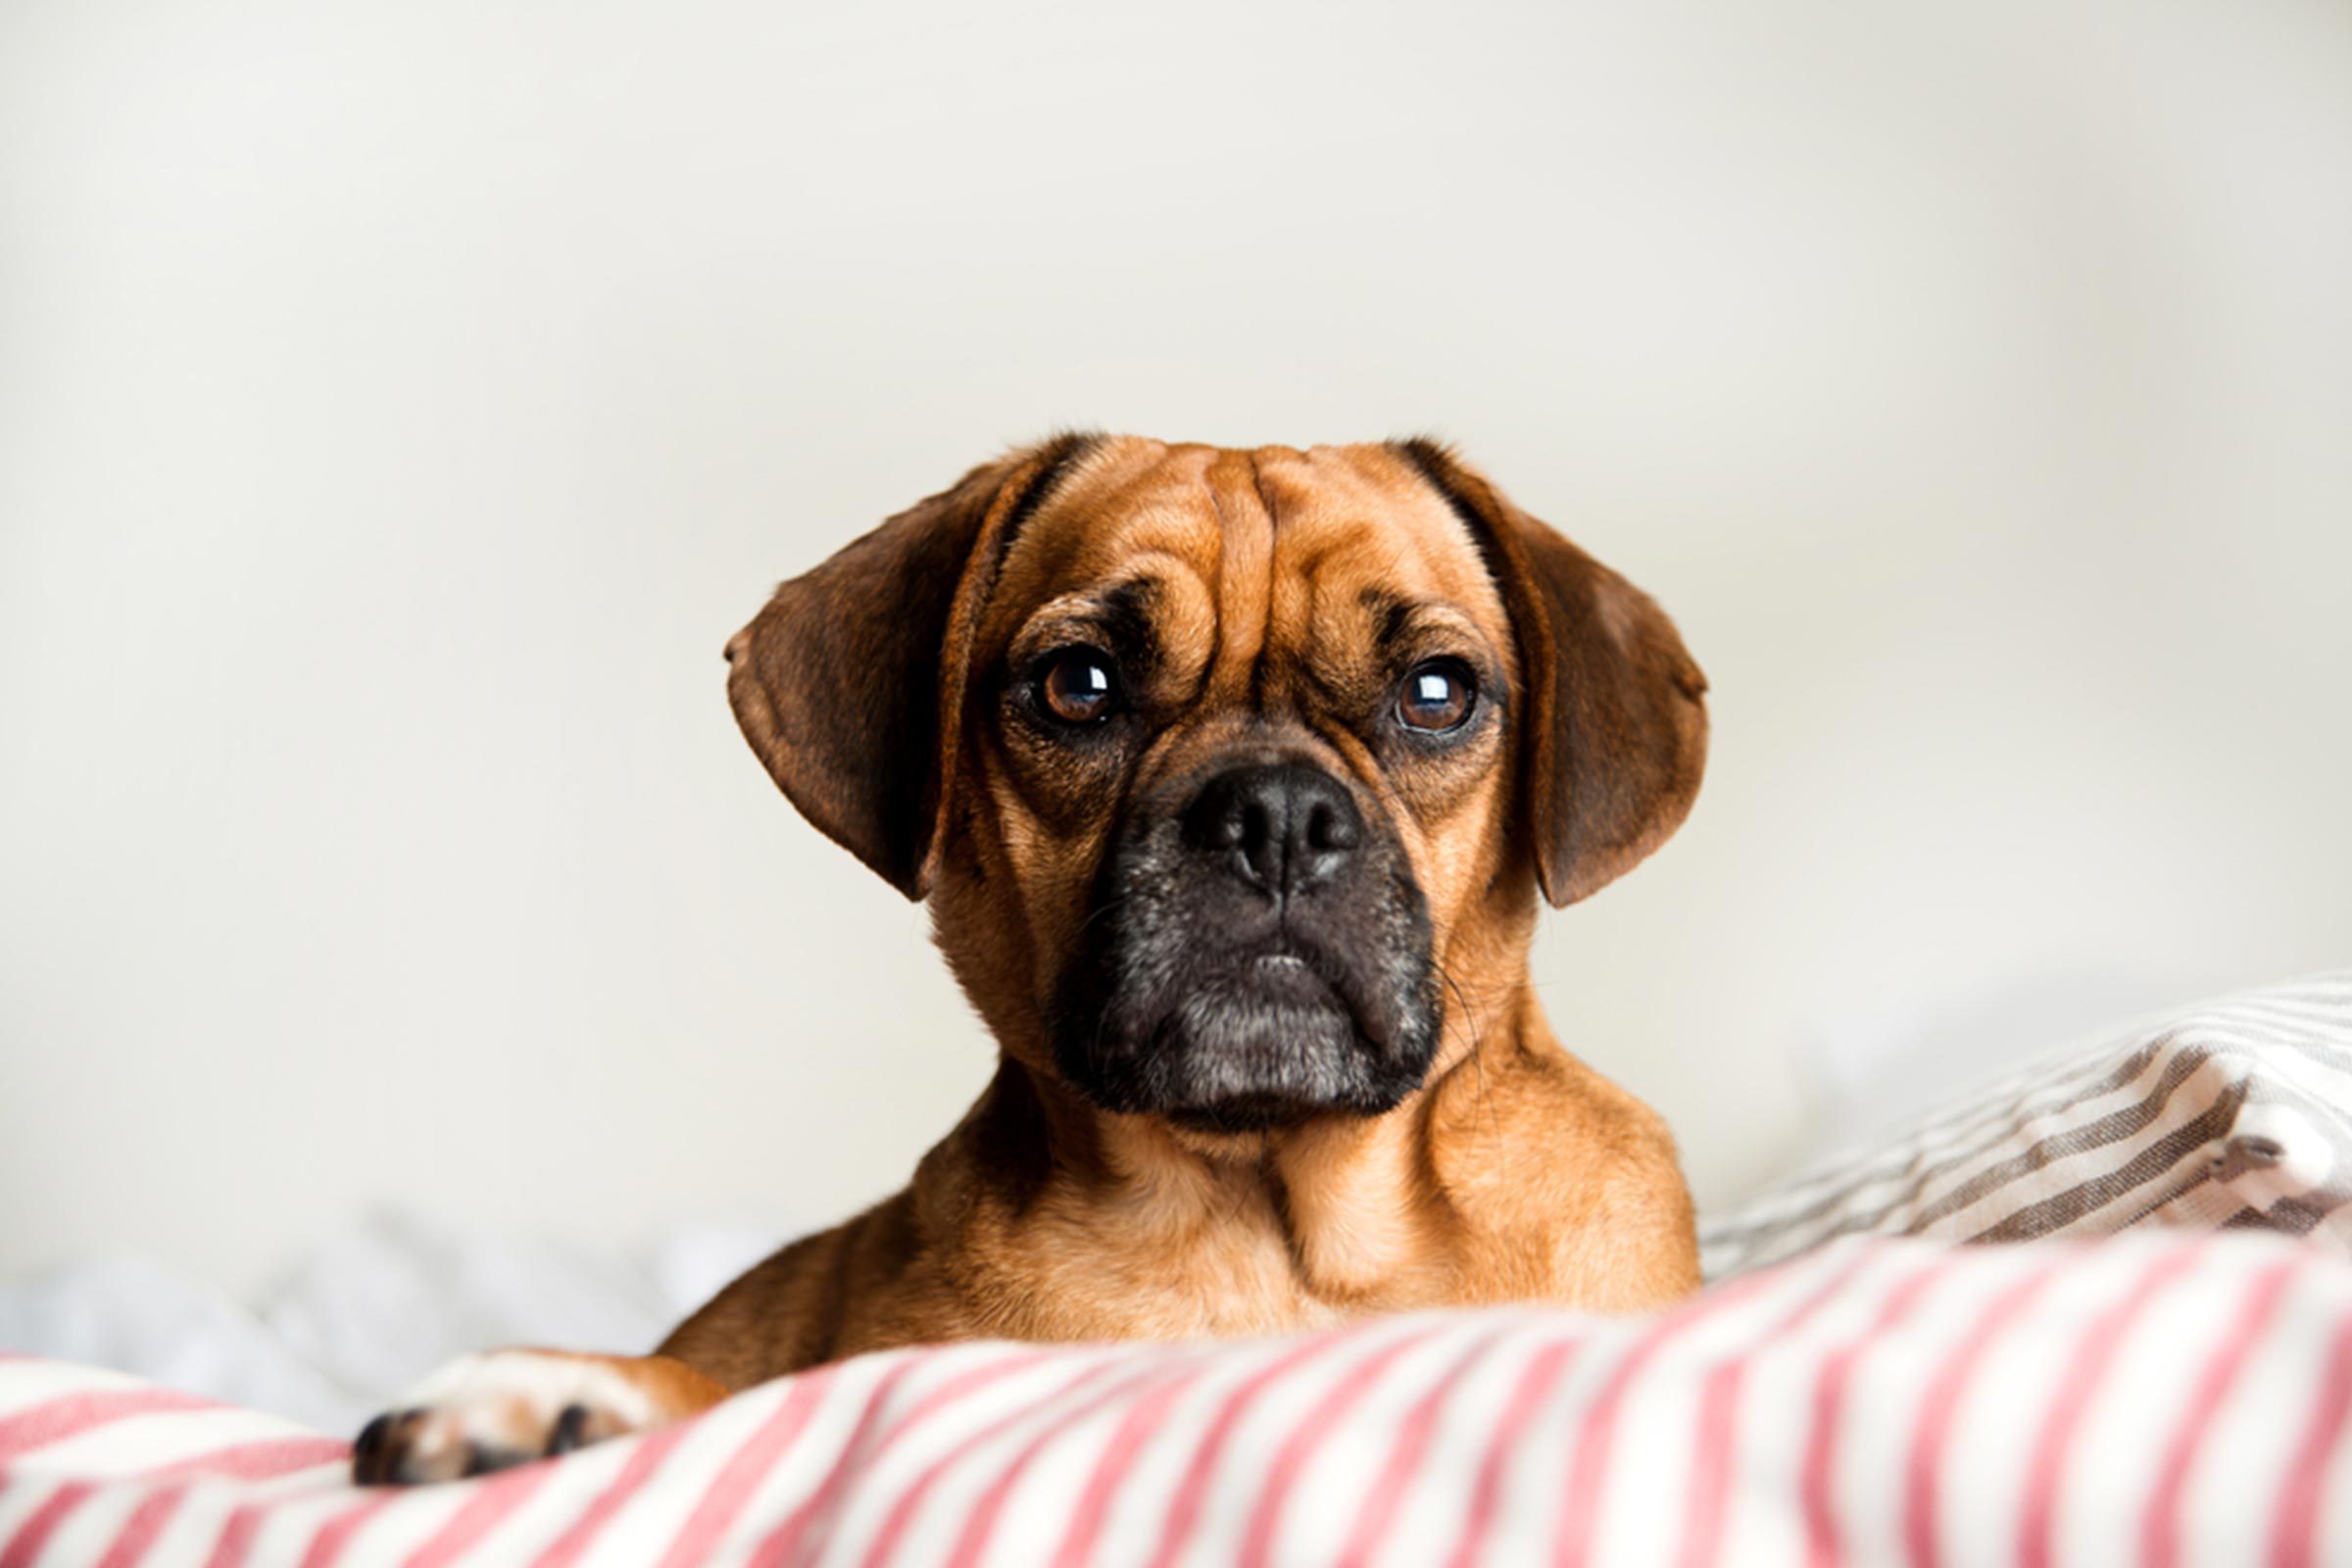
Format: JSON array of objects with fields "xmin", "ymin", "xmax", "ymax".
[
  {"xmin": 1055, "ymin": 926, "xmax": 1439, "ymax": 1132},
  {"xmin": 1049, "ymin": 758, "xmax": 1444, "ymax": 1132},
  {"xmin": 1143, "ymin": 951, "xmax": 1369, "ymax": 1131}
]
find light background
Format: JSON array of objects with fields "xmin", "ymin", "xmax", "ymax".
[{"xmin": 4, "ymin": 0, "xmax": 2349, "ymax": 1297}]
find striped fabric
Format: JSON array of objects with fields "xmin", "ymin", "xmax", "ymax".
[
  {"xmin": 1701, "ymin": 970, "xmax": 2352, "ymax": 1280},
  {"xmin": 6, "ymin": 1233, "xmax": 2352, "ymax": 1566}
]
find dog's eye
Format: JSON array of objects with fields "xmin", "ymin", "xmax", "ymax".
[
  {"xmin": 1396, "ymin": 660, "xmax": 1477, "ymax": 734},
  {"xmin": 1035, "ymin": 648, "xmax": 1122, "ymax": 724}
]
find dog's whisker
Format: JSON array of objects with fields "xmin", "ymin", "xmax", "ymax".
[{"xmin": 1436, "ymin": 961, "xmax": 1503, "ymax": 1149}]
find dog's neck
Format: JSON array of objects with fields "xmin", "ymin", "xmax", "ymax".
[{"xmin": 933, "ymin": 955, "xmax": 1553, "ymax": 1315}]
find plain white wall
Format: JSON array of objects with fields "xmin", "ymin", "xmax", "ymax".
[{"xmin": 4, "ymin": 0, "xmax": 2349, "ymax": 1298}]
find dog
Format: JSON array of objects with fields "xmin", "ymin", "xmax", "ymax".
[{"xmin": 352, "ymin": 434, "xmax": 1709, "ymax": 1484}]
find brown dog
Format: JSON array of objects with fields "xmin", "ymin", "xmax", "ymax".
[{"xmin": 352, "ymin": 435, "xmax": 1708, "ymax": 1485}]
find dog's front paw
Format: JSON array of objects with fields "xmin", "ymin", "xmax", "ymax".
[{"xmin": 351, "ymin": 1349, "xmax": 718, "ymax": 1486}]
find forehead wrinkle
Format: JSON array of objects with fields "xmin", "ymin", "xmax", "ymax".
[
  {"xmin": 1252, "ymin": 450, "xmax": 1517, "ymax": 721},
  {"xmin": 1202, "ymin": 450, "xmax": 1274, "ymax": 706},
  {"xmin": 986, "ymin": 447, "xmax": 1210, "ymax": 637},
  {"xmin": 1009, "ymin": 586, "xmax": 1135, "ymax": 650},
  {"xmin": 1108, "ymin": 557, "xmax": 1219, "ymax": 702}
]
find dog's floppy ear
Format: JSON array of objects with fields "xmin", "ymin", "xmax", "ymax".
[
  {"xmin": 724, "ymin": 434, "xmax": 1098, "ymax": 899},
  {"xmin": 1396, "ymin": 441, "xmax": 1709, "ymax": 906}
]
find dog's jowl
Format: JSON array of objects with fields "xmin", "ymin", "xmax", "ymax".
[{"xmin": 355, "ymin": 436, "xmax": 1710, "ymax": 1483}]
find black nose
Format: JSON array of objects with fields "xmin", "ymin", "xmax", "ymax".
[{"xmin": 1181, "ymin": 763, "xmax": 1363, "ymax": 899}]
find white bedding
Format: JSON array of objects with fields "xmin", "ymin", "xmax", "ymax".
[{"xmin": 0, "ymin": 1212, "xmax": 782, "ymax": 1433}]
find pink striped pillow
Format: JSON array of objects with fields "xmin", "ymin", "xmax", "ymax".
[{"xmin": 5, "ymin": 1232, "xmax": 2350, "ymax": 1566}]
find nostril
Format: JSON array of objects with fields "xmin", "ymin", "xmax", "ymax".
[
  {"xmin": 1236, "ymin": 801, "xmax": 1282, "ymax": 887},
  {"xmin": 1305, "ymin": 800, "xmax": 1359, "ymax": 854},
  {"xmin": 1240, "ymin": 802, "xmax": 1273, "ymax": 854}
]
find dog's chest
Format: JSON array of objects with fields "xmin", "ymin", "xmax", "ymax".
[{"xmin": 985, "ymin": 1181, "xmax": 1437, "ymax": 1343}]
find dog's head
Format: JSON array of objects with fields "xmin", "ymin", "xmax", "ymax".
[{"xmin": 726, "ymin": 436, "xmax": 1706, "ymax": 1139}]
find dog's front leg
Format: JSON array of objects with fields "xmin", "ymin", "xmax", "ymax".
[{"xmin": 350, "ymin": 1348, "xmax": 727, "ymax": 1485}]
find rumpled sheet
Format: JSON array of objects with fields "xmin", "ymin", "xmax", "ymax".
[
  {"xmin": 5, "ymin": 1233, "xmax": 2350, "ymax": 1566},
  {"xmin": 0, "ymin": 1212, "xmax": 783, "ymax": 1434}
]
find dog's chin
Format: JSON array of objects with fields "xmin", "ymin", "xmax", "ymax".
[{"xmin": 1082, "ymin": 957, "xmax": 1433, "ymax": 1133}]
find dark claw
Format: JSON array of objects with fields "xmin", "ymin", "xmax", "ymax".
[
  {"xmin": 351, "ymin": 1397, "xmax": 603, "ymax": 1486},
  {"xmin": 351, "ymin": 1413, "xmax": 393, "ymax": 1485},
  {"xmin": 546, "ymin": 1403, "xmax": 591, "ymax": 1456},
  {"xmin": 460, "ymin": 1443, "xmax": 531, "ymax": 1479}
]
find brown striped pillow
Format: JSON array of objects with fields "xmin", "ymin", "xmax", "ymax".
[{"xmin": 1699, "ymin": 970, "xmax": 2352, "ymax": 1279}]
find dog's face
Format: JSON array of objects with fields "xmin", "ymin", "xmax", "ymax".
[
  {"xmin": 975, "ymin": 443, "xmax": 1518, "ymax": 1132},
  {"xmin": 726, "ymin": 437, "xmax": 1706, "ymax": 1138}
]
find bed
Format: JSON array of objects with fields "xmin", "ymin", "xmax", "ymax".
[{"xmin": 5, "ymin": 970, "xmax": 2347, "ymax": 1566}]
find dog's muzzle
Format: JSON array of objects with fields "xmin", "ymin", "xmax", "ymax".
[{"xmin": 1052, "ymin": 760, "xmax": 1442, "ymax": 1132}]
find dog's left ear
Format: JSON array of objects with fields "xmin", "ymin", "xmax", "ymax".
[
  {"xmin": 724, "ymin": 434, "xmax": 1098, "ymax": 900},
  {"xmin": 1396, "ymin": 441, "xmax": 1709, "ymax": 906}
]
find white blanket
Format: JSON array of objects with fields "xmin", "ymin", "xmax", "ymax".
[{"xmin": 0, "ymin": 1213, "xmax": 780, "ymax": 1434}]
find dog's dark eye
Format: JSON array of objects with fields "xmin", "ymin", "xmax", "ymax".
[
  {"xmin": 1035, "ymin": 648, "xmax": 1122, "ymax": 724},
  {"xmin": 1396, "ymin": 660, "xmax": 1477, "ymax": 733}
]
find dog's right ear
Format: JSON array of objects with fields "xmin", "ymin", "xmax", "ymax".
[{"xmin": 724, "ymin": 434, "xmax": 1098, "ymax": 900}]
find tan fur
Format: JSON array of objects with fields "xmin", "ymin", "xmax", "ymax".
[
  {"xmin": 664, "ymin": 437, "xmax": 1701, "ymax": 1387},
  {"xmin": 358, "ymin": 435, "xmax": 1705, "ymax": 1482}
]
